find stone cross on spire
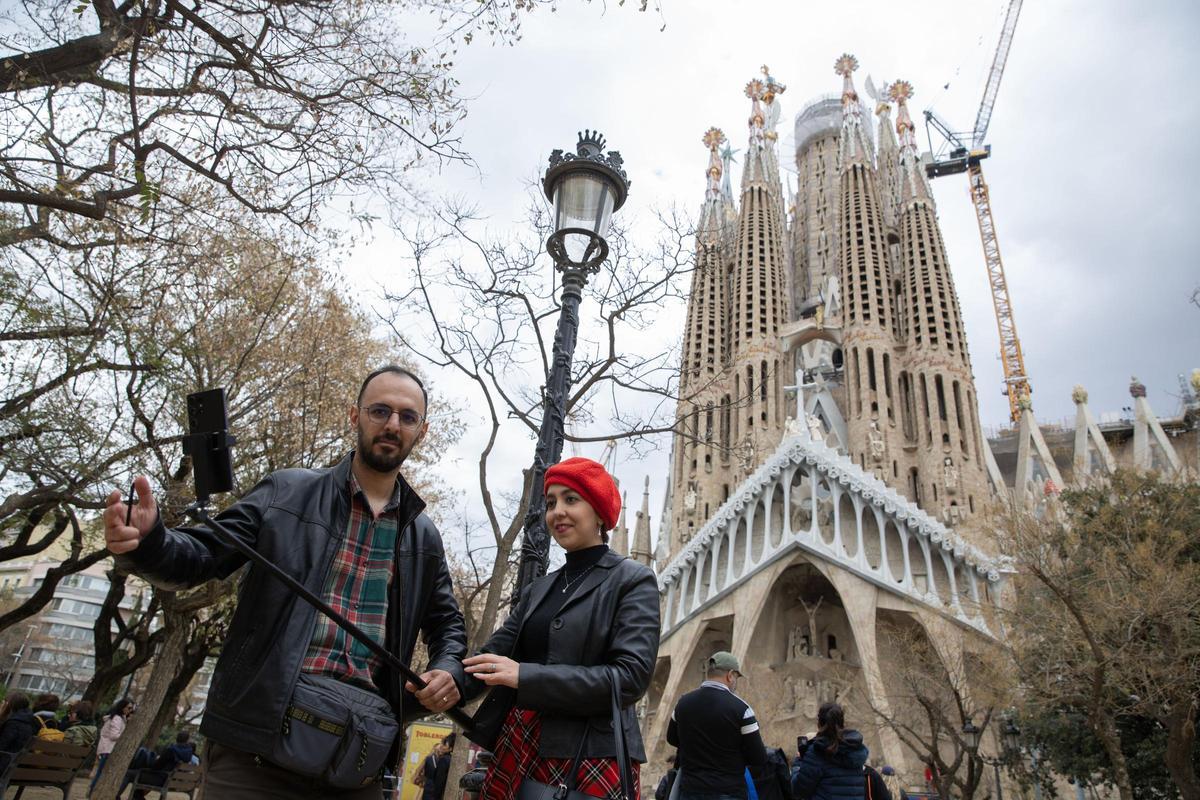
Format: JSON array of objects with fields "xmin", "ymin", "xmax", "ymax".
[
  {"xmin": 834, "ymin": 53, "xmax": 872, "ymax": 166},
  {"xmin": 890, "ymin": 79, "xmax": 930, "ymax": 203},
  {"xmin": 745, "ymin": 77, "xmax": 767, "ymax": 145},
  {"xmin": 702, "ymin": 127, "xmax": 726, "ymax": 201}
]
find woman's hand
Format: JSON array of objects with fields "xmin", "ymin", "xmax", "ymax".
[{"xmin": 463, "ymin": 653, "xmax": 520, "ymax": 689}]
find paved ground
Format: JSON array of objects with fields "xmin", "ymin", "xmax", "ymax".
[{"xmin": 4, "ymin": 778, "xmax": 196, "ymax": 799}]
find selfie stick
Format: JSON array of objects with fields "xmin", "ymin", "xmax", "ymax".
[{"xmin": 180, "ymin": 390, "xmax": 474, "ymax": 731}]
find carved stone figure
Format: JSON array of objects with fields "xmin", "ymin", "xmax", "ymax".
[
  {"xmin": 684, "ymin": 481, "xmax": 698, "ymax": 516},
  {"xmin": 942, "ymin": 456, "xmax": 959, "ymax": 496},
  {"xmin": 1071, "ymin": 385, "xmax": 1089, "ymax": 405},
  {"xmin": 806, "ymin": 413, "xmax": 825, "ymax": 444},
  {"xmin": 760, "ymin": 65, "xmax": 786, "ymax": 142},
  {"xmin": 787, "ymin": 625, "xmax": 799, "ymax": 662},
  {"xmin": 803, "ymin": 680, "xmax": 819, "ymax": 718},
  {"xmin": 800, "ymin": 597, "xmax": 823, "ymax": 659},
  {"xmin": 779, "ymin": 675, "xmax": 797, "ymax": 714},
  {"xmin": 868, "ymin": 420, "xmax": 885, "ymax": 463},
  {"xmin": 784, "ymin": 416, "xmax": 803, "ymax": 438}
]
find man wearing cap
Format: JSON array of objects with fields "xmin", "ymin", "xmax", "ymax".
[{"xmin": 667, "ymin": 651, "xmax": 766, "ymax": 800}]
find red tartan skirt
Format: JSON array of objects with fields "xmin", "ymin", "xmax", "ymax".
[{"xmin": 481, "ymin": 707, "xmax": 641, "ymax": 800}]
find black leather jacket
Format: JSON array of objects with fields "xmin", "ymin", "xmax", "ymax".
[
  {"xmin": 467, "ymin": 550, "xmax": 660, "ymax": 762},
  {"xmin": 116, "ymin": 453, "xmax": 467, "ymax": 759}
]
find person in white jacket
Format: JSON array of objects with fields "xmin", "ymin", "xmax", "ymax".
[{"xmin": 89, "ymin": 698, "xmax": 135, "ymax": 796}]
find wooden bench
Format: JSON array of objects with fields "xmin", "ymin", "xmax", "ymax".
[
  {"xmin": 126, "ymin": 761, "xmax": 202, "ymax": 800},
  {"xmin": 0, "ymin": 738, "xmax": 93, "ymax": 799}
]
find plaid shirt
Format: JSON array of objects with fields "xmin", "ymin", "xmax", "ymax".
[{"xmin": 300, "ymin": 471, "xmax": 402, "ymax": 690}]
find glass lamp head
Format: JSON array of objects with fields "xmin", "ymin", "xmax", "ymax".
[{"xmin": 543, "ymin": 130, "xmax": 630, "ymax": 271}]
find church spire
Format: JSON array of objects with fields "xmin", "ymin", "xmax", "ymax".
[
  {"xmin": 631, "ymin": 476, "xmax": 653, "ymax": 567},
  {"xmin": 890, "ymin": 80, "xmax": 932, "ymax": 204},
  {"xmin": 874, "ymin": 79, "xmax": 900, "ymax": 228},
  {"xmin": 835, "ymin": 54, "xmax": 873, "ymax": 167},
  {"xmin": 741, "ymin": 66, "xmax": 786, "ymax": 191}
]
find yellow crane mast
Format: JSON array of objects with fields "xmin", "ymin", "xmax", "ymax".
[{"xmin": 924, "ymin": 0, "xmax": 1030, "ymax": 422}]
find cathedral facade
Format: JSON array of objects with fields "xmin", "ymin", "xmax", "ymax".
[{"xmin": 644, "ymin": 55, "xmax": 1199, "ymax": 779}]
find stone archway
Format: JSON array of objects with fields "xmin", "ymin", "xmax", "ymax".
[{"xmin": 739, "ymin": 556, "xmax": 867, "ymax": 754}]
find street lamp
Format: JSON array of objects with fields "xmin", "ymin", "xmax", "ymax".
[
  {"xmin": 514, "ymin": 130, "xmax": 630, "ymax": 596},
  {"xmin": 962, "ymin": 718, "xmax": 1022, "ymax": 800}
]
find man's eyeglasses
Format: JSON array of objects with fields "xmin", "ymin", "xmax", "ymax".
[{"xmin": 360, "ymin": 404, "xmax": 424, "ymax": 429}]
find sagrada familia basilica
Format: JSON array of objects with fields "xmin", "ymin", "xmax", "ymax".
[{"xmin": 605, "ymin": 55, "xmax": 1200, "ymax": 775}]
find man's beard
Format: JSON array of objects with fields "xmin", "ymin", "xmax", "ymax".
[{"xmin": 356, "ymin": 423, "xmax": 413, "ymax": 473}]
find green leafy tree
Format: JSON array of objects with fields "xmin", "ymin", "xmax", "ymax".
[{"xmin": 999, "ymin": 470, "xmax": 1200, "ymax": 800}]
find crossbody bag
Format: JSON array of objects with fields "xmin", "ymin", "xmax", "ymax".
[
  {"xmin": 270, "ymin": 672, "xmax": 400, "ymax": 789},
  {"xmin": 516, "ymin": 667, "xmax": 634, "ymax": 800}
]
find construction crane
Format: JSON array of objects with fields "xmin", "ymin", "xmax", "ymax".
[{"xmin": 923, "ymin": 0, "xmax": 1030, "ymax": 423}]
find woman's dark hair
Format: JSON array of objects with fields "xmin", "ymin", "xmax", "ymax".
[
  {"xmin": 817, "ymin": 702, "xmax": 846, "ymax": 752},
  {"xmin": 3, "ymin": 692, "xmax": 30, "ymax": 716},
  {"xmin": 107, "ymin": 697, "xmax": 133, "ymax": 719},
  {"xmin": 70, "ymin": 700, "xmax": 94, "ymax": 723},
  {"xmin": 32, "ymin": 692, "xmax": 60, "ymax": 713}
]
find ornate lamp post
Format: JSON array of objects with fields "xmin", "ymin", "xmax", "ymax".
[
  {"xmin": 514, "ymin": 130, "xmax": 630, "ymax": 597},
  {"xmin": 963, "ymin": 718, "xmax": 1022, "ymax": 800}
]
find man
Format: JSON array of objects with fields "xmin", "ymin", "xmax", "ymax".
[
  {"xmin": 667, "ymin": 652, "xmax": 766, "ymax": 800},
  {"xmin": 422, "ymin": 733, "xmax": 455, "ymax": 800},
  {"xmin": 104, "ymin": 366, "xmax": 467, "ymax": 799}
]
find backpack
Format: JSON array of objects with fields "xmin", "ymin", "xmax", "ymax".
[{"xmin": 35, "ymin": 716, "xmax": 66, "ymax": 743}]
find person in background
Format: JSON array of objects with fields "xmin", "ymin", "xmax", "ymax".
[
  {"xmin": 90, "ymin": 697, "xmax": 135, "ymax": 796},
  {"xmin": 791, "ymin": 703, "xmax": 884, "ymax": 800},
  {"xmin": 654, "ymin": 754, "xmax": 679, "ymax": 800},
  {"xmin": 424, "ymin": 733, "xmax": 456, "ymax": 800},
  {"xmin": 459, "ymin": 751, "xmax": 494, "ymax": 800},
  {"xmin": 0, "ymin": 693, "xmax": 37, "ymax": 771},
  {"xmin": 751, "ymin": 747, "xmax": 793, "ymax": 800},
  {"xmin": 62, "ymin": 700, "xmax": 98, "ymax": 748},
  {"xmin": 879, "ymin": 766, "xmax": 905, "ymax": 800},
  {"xmin": 31, "ymin": 693, "xmax": 61, "ymax": 731},
  {"xmin": 667, "ymin": 651, "xmax": 766, "ymax": 800},
  {"xmin": 128, "ymin": 730, "xmax": 198, "ymax": 799}
]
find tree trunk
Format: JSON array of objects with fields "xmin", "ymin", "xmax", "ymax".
[
  {"xmin": 471, "ymin": 548, "xmax": 512, "ymax": 652},
  {"xmin": 1090, "ymin": 709, "xmax": 1134, "ymax": 800},
  {"xmin": 143, "ymin": 638, "xmax": 211, "ymax": 747},
  {"xmin": 445, "ymin": 725, "xmax": 474, "ymax": 800},
  {"xmin": 90, "ymin": 606, "xmax": 190, "ymax": 800},
  {"xmin": 1163, "ymin": 705, "xmax": 1200, "ymax": 800}
]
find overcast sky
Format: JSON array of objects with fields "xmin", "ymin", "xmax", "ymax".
[{"xmin": 352, "ymin": 0, "xmax": 1200, "ymax": 554}]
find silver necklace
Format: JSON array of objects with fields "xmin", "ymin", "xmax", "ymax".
[{"xmin": 562, "ymin": 565, "xmax": 596, "ymax": 594}]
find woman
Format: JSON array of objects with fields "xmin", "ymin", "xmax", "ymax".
[
  {"xmin": 791, "ymin": 703, "xmax": 873, "ymax": 800},
  {"xmin": 61, "ymin": 700, "xmax": 98, "ymax": 748},
  {"xmin": 0, "ymin": 693, "xmax": 37, "ymax": 771},
  {"xmin": 464, "ymin": 457, "xmax": 660, "ymax": 800},
  {"xmin": 89, "ymin": 697, "xmax": 134, "ymax": 796}
]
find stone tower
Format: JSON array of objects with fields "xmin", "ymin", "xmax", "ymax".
[
  {"xmin": 728, "ymin": 68, "xmax": 790, "ymax": 480},
  {"xmin": 891, "ymin": 80, "xmax": 990, "ymax": 518},
  {"xmin": 832, "ymin": 54, "xmax": 906, "ymax": 485},
  {"xmin": 669, "ymin": 128, "xmax": 736, "ymax": 554}
]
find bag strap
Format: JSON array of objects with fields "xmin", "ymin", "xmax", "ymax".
[
  {"xmin": 609, "ymin": 668, "xmax": 634, "ymax": 800},
  {"xmin": 557, "ymin": 718, "xmax": 591, "ymax": 798}
]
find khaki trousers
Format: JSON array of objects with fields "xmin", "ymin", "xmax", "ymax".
[{"xmin": 201, "ymin": 742, "xmax": 385, "ymax": 799}]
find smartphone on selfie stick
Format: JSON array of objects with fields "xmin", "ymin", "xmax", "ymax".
[{"xmin": 181, "ymin": 388, "xmax": 474, "ymax": 731}]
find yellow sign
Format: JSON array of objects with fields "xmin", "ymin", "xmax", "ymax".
[{"xmin": 401, "ymin": 721, "xmax": 454, "ymax": 800}]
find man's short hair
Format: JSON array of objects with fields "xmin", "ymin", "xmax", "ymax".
[
  {"xmin": 177, "ymin": 731, "xmax": 190, "ymax": 744},
  {"xmin": 358, "ymin": 365, "xmax": 429, "ymax": 413}
]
